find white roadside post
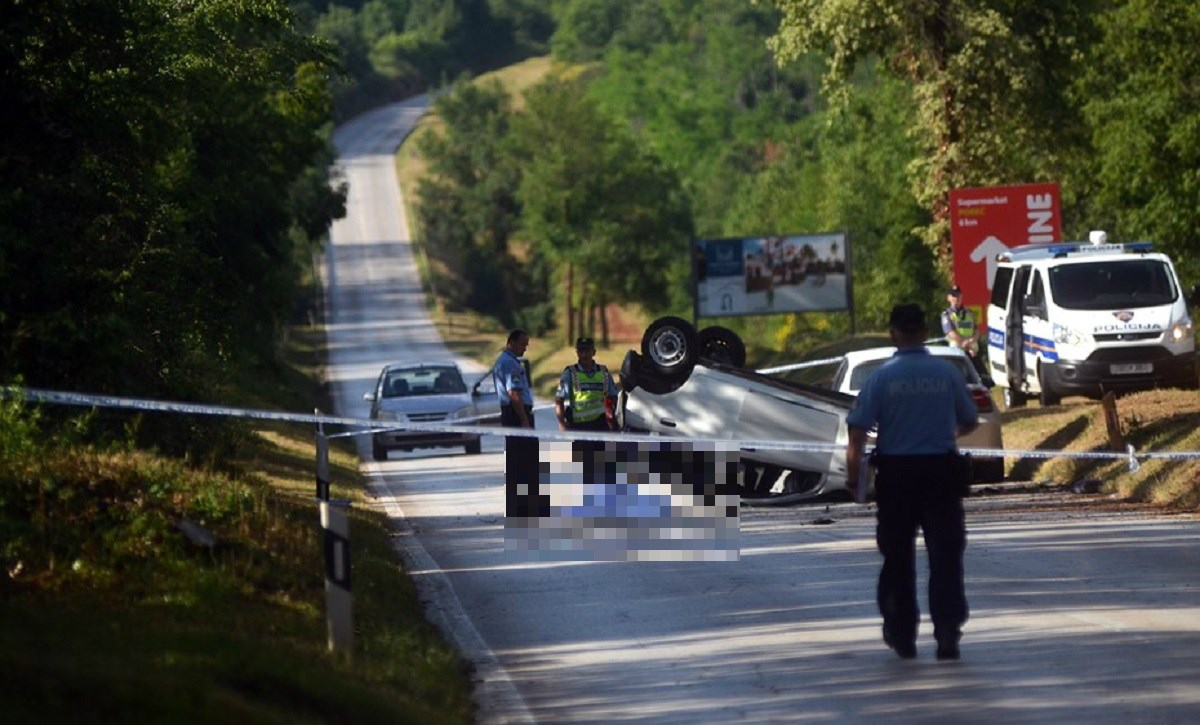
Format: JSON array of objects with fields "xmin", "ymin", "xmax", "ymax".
[{"xmin": 315, "ymin": 422, "xmax": 353, "ymax": 659}]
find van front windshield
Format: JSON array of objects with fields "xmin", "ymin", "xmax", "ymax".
[{"xmin": 1048, "ymin": 260, "xmax": 1177, "ymax": 310}]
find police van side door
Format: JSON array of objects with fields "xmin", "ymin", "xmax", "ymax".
[
  {"xmin": 1005, "ymin": 265, "xmax": 1032, "ymax": 389},
  {"xmin": 988, "ymin": 266, "xmax": 1013, "ymax": 383},
  {"xmin": 1022, "ymin": 270, "xmax": 1051, "ymax": 386}
]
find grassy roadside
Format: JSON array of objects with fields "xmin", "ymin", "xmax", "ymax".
[{"xmin": 0, "ymin": 303, "xmax": 473, "ymax": 722}]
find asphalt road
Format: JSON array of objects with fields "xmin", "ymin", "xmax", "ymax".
[{"xmin": 325, "ymin": 98, "xmax": 1200, "ymax": 724}]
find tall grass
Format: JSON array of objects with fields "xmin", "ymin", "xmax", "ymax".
[{"xmin": 1, "ymin": 368, "xmax": 473, "ymax": 721}]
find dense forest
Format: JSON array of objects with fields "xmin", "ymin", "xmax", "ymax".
[
  {"xmin": 0, "ymin": 0, "xmax": 547, "ymax": 452},
  {"xmin": 414, "ymin": 0, "xmax": 1200, "ymax": 351}
]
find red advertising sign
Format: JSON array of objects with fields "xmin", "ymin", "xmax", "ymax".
[{"xmin": 949, "ymin": 183, "xmax": 1062, "ymax": 329}]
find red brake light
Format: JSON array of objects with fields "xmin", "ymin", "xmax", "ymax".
[{"xmin": 970, "ymin": 388, "xmax": 994, "ymax": 413}]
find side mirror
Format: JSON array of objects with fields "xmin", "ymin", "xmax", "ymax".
[{"xmin": 363, "ymin": 392, "xmax": 375, "ymax": 402}]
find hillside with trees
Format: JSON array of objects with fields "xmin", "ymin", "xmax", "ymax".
[{"xmin": 411, "ymin": 0, "xmax": 1200, "ymax": 359}]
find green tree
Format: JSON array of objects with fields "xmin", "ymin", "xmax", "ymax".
[
  {"xmin": 767, "ymin": 0, "xmax": 1094, "ymax": 276},
  {"xmin": 508, "ymin": 79, "xmax": 693, "ymax": 344},
  {"xmin": 415, "ymin": 79, "xmax": 543, "ymax": 323},
  {"xmin": 0, "ymin": 0, "xmax": 343, "ymax": 419},
  {"xmin": 1075, "ymin": 0, "xmax": 1200, "ymax": 283}
]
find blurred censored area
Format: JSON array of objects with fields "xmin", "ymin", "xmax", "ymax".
[{"xmin": 505, "ymin": 438, "xmax": 740, "ymax": 562}]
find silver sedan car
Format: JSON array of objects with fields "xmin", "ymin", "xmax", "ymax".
[
  {"xmin": 830, "ymin": 345, "xmax": 1006, "ymax": 482},
  {"xmin": 363, "ymin": 362, "xmax": 499, "ymax": 460}
]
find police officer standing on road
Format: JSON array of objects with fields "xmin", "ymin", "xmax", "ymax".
[
  {"xmin": 494, "ymin": 329, "xmax": 533, "ymax": 429},
  {"xmin": 555, "ymin": 337, "xmax": 618, "ymax": 433},
  {"xmin": 846, "ymin": 304, "xmax": 979, "ymax": 661},
  {"xmin": 493, "ymin": 329, "xmax": 542, "ymax": 516},
  {"xmin": 941, "ymin": 286, "xmax": 987, "ymax": 378}
]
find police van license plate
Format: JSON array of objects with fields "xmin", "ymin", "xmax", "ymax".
[{"xmin": 1110, "ymin": 363, "xmax": 1153, "ymax": 375}]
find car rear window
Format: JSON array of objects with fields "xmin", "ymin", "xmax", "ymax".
[
  {"xmin": 383, "ymin": 366, "xmax": 466, "ymax": 397},
  {"xmin": 848, "ymin": 354, "xmax": 979, "ymax": 393}
]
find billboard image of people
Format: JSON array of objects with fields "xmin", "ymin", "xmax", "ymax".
[{"xmin": 693, "ymin": 233, "xmax": 850, "ymax": 318}]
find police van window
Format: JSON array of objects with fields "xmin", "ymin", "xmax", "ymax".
[
  {"xmin": 991, "ymin": 267, "xmax": 1013, "ymax": 309},
  {"xmin": 1048, "ymin": 260, "xmax": 1177, "ymax": 310},
  {"xmin": 1029, "ymin": 271, "xmax": 1047, "ymax": 319}
]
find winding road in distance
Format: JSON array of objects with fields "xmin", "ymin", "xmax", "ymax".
[{"xmin": 323, "ymin": 97, "xmax": 1200, "ymax": 724}]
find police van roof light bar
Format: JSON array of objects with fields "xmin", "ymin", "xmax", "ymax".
[{"xmin": 997, "ymin": 240, "xmax": 1154, "ymax": 262}]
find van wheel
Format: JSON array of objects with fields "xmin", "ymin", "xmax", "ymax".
[
  {"xmin": 697, "ymin": 326, "xmax": 746, "ymax": 368},
  {"xmin": 372, "ymin": 438, "xmax": 388, "ymax": 461},
  {"xmin": 1038, "ymin": 364, "xmax": 1062, "ymax": 407},
  {"xmin": 1003, "ymin": 387, "xmax": 1027, "ymax": 410},
  {"xmin": 642, "ymin": 316, "xmax": 697, "ymax": 378}
]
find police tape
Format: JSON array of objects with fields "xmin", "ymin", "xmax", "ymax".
[{"xmin": 6, "ymin": 386, "xmax": 1200, "ymax": 468}]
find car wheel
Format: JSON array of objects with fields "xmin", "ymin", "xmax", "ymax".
[
  {"xmin": 372, "ymin": 437, "xmax": 388, "ymax": 462},
  {"xmin": 641, "ymin": 316, "xmax": 697, "ymax": 378},
  {"xmin": 465, "ymin": 437, "xmax": 482, "ymax": 455},
  {"xmin": 619, "ymin": 350, "xmax": 641, "ymax": 392},
  {"xmin": 1003, "ymin": 386, "xmax": 1027, "ymax": 410},
  {"xmin": 697, "ymin": 326, "xmax": 746, "ymax": 368},
  {"xmin": 1038, "ymin": 363, "xmax": 1061, "ymax": 407}
]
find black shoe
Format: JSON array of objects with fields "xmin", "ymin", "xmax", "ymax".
[
  {"xmin": 883, "ymin": 627, "xmax": 917, "ymax": 660},
  {"xmin": 935, "ymin": 631, "xmax": 961, "ymax": 661}
]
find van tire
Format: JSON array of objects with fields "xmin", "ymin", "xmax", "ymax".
[
  {"xmin": 372, "ymin": 438, "xmax": 388, "ymax": 461},
  {"xmin": 1003, "ymin": 387, "xmax": 1027, "ymax": 410},
  {"xmin": 1038, "ymin": 364, "xmax": 1062, "ymax": 407}
]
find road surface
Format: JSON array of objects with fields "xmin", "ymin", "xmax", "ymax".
[{"xmin": 324, "ymin": 98, "xmax": 1200, "ymax": 724}]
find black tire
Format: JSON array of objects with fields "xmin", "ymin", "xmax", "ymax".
[
  {"xmin": 371, "ymin": 437, "xmax": 388, "ymax": 461},
  {"xmin": 641, "ymin": 316, "xmax": 697, "ymax": 378},
  {"xmin": 465, "ymin": 437, "xmax": 482, "ymax": 455},
  {"xmin": 619, "ymin": 350, "xmax": 641, "ymax": 392},
  {"xmin": 697, "ymin": 325, "xmax": 746, "ymax": 368},
  {"xmin": 1003, "ymin": 386, "xmax": 1027, "ymax": 410},
  {"xmin": 1038, "ymin": 364, "xmax": 1061, "ymax": 407}
]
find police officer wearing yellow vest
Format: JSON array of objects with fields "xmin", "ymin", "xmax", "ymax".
[
  {"xmin": 941, "ymin": 286, "xmax": 987, "ymax": 378},
  {"xmin": 846, "ymin": 304, "xmax": 979, "ymax": 661},
  {"xmin": 555, "ymin": 337, "xmax": 618, "ymax": 432}
]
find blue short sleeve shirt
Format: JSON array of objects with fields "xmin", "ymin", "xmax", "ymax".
[
  {"xmin": 845, "ymin": 347, "xmax": 979, "ymax": 455},
  {"xmin": 493, "ymin": 349, "xmax": 532, "ymax": 407}
]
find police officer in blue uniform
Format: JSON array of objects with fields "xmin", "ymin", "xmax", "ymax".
[
  {"xmin": 492, "ymin": 329, "xmax": 543, "ymax": 516},
  {"xmin": 494, "ymin": 329, "xmax": 533, "ymax": 428},
  {"xmin": 846, "ymin": 304, "xmax": 979, "ymax": 660}
]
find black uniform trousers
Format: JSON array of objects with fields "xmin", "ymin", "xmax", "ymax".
[
  {"xmin": 502, "ymin": 403, "xmax": 546, "ymax": 518},
  {"xmin": 873, "ymin": 454, "xmax": 969, "ymax": 645},
  {"xmin": 566, "ymin": 416, "xmax": 613, "ymax": 486}
]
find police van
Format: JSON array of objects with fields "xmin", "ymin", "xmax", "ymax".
[{"xmin": 987, "ymin": 231, "xmax": 1198, "ymax": 408}]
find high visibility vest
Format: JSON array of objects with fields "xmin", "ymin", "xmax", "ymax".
[
  {"xmin": 568, "ymin": 364, "xmax": 610, "ymax": 423},
  {"xmin": 946, "ymin": 307, "xmax": 976, "ymax": 338}
]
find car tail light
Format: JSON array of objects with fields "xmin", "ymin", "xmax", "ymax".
[{"xmin": 970, "ymin": 388, "xmax": 994, "ymax": 413}]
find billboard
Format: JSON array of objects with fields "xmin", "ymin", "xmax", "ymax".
[
  {"xmin": 693, "ymin": 233, "xmax": 851, "ymax": 319},
  {"xmin": 949, "ymin": 183, "xmax": 1062, "ymax": 325}
]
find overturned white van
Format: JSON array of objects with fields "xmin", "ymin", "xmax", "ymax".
[{"xmin": 987, "ymin": 232, "xmax": 1199, "ymax": 408}]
